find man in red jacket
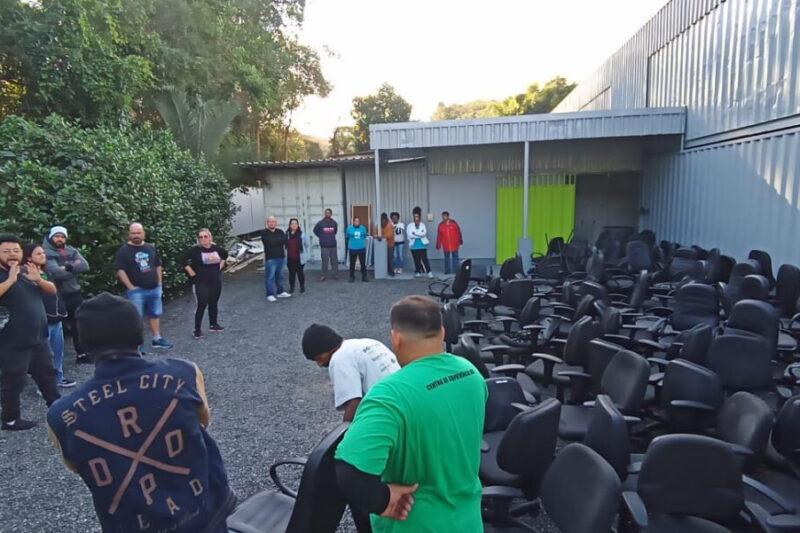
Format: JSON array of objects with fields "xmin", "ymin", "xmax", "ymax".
[{"xmin": 436, "ymin": 211, "xmax": 463, "ymax": 275}]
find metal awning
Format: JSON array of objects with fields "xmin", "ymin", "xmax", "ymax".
[{"xmin": 369, "ymin": 107, "xmax": 685, "ymax": 150}]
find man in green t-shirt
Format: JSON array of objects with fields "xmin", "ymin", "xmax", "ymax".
[{"xmin": 335, "ymin": 295, "xmax": 488, "ymax": 532}]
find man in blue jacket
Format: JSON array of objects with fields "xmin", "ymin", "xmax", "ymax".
[
  {"xmin": 313, "ymin": 208, "xmax": 339, "ymax": 281},
  {"xmin": 47, "ymin": 293, "xmax": 235, "ymax": 532}
]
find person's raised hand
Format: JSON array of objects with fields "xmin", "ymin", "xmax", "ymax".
[
  {"xmin": 23, "ymin": 262, "xmax": 42, "ymax": 282},
  {"xmin": 381, "ymin": 483, "xmax": 418, "ymax": 521},
  {"xmin": 7, "ymin": 262, "xmax": 19, "ymax": 284}
]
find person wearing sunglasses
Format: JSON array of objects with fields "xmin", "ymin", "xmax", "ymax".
[{"xmin": 183, "ymin": 228, "xmax": 228, "ymax": 339}]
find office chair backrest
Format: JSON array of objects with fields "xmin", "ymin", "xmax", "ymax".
[
  {"xmin": 671, "ymin": 283, "xmax": 720, "ymax": 331},
  {"xmin": 670, "ymin": 247, "xmax": 699, "ymax": 281},
  {"xmin": 741, "ymin": 274, "xmax": 770, "ymax": 301},
  {"xmin": 583, "ymin": 395, "xmax": 630, "ymax": 481},
  {"xmin": 669, "ymin": 323, "xmax": 713, "ymax": 364},
  {"xmin": 451, "ymin": 335, "xmax": 490, "ymax": 379},
  {"xmin": 727, "ymin": 299, "xmax": 779, "ymax": 357},
  {"xmin": 771, "ymin": 394, "xmax": 800, "ymax": 467},
  {"xmin": 706, "ymin": 334, "xmax": 773, "ymax": 392},
  {"xmin": 563, "ymin": 315, "xmax": 598, "ymax": 367},
  {"xmin": 441, "ymin": 303, "xmax": 461, "ymax": 346},
  {"xmin": 587, "ymin": 339, "xmax": 624, "ymax": 393},
  {"xmin": 600, "ymin": 350, "xmax": 649, "ymax": 413},
  {"xmin": 626, "ymin": 239, "xmax": 653, "ymax": 272},
  {"xmin": 638, "ymin": 229, "xmax": 656, "ymax": 248},
  {"xmin": 628, "ymin": 270, "xmax": 650, "ymax": 310},
  {"xmin": 749, "ymin": 250, "xmax": 776, "ymax": 288},
  {"xmin": 716, "ymin": 391, "xmax": 773, "ymax": 460},
  {"xmin": 775, "ymin": 264, "xmax": 800, "ymax": 318},
  {"xmin": 540, "ymin": 443, "xmax": 621, "ymax": 533},
  {"xmin": 499, "ymin": 255, "xmax": 524, "ymax": 280},
  {"xmin": 660, "ymin": 359, "xmax": 724, "ymax": 432},
  {"xmin": 499, "ymin": 279, "xmax": 535, "ymax": 310},
  {"xmin": 517, "ymin": 297, "xmax": 541, "ymax": 327},
  {"xmin": 484, "ymin": 377, "xmax": 526, "ymax": 432},
  {"xmin": 638, "ymin": 434, "xmax": 744, "ymax": 522},
  {"xmin": 450, "ymin": 259, "xmax": 472, "ymax": 298}
]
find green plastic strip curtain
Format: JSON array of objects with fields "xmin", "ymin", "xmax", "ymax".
[{"xmin": 496, "ymin": 176, "xmax": 576, "ymax": 262}]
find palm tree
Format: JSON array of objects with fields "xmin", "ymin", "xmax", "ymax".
[{"xmin": 154, "ymin": 88, "xmax": 240, "ymax": 159}]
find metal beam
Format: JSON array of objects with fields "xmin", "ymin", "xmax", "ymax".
[
  {"xmin": 523, "ymin": 141, "xmax": 530, "ymax": 238},
  {"xmin": 374, "ymin": 149, "xmax": 381, "ymax": 231}
]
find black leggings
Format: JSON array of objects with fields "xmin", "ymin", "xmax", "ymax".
[
  {"xmin": 411, "ymin": 249, "xmax": 431, "ymax": 274},
  {"xmin": 349, "ymin": 249, "xmax": 367, "ymax": 278},
  {"xmin": 194, "ymin": 282, "xmax": 222, "ymax": 332},
  {"xmin": 287, "ymin": 258, "xmax": 305, "ymax": 290}
]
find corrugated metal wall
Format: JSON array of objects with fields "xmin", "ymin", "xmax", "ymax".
[
  {"xmin": 344, "ymin": 161, "xmax": 428, "ymax": 220},
  {"xmin": 426, "ymin": 139, "xmax": 644, "ymax": 176},
  {"xmin": 642, "ymin": 128, "xmax": 800, "ymax": 266}
]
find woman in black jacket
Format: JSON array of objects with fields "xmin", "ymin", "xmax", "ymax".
[
  {"xmin": 183, "ymin": 228, "xmax": 228, "ymax": 339},
  {"xmin": 23, "ymin": 243, "xmax": 74, "ymax": 387}
]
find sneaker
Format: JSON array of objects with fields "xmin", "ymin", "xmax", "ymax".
[
  {"xmin": 414, "ymin": 273, "xmax": 421, "ymax": 278},
  {"xmin": 267, "ymin": 295, "xmax": 277, "ymax": 302},
  {"xmin": 193, "ymin": 330, "xmax": 205, "ymax": 340},
  {"xmin": 300, "ymin": 288, "xmax": 306, "ymax": 293},
  {"xmin": 2, "ymin": 419, "xmax": 37, "ymax": 431},
  {"xmin": 428, "ymin": 272, "xmax": 435, "ymax": 279},
  {"xmin": 209, "ymin": 324, "xmax": 225, "ymax": 332},
  {"xmin": 152, "ymin": 337, "xmax": 174, "ymax": 350},
  {"xmin": 319, "ymin": 275, "xmax": 327, "ymax": 281},
  {"xmin": 57, "ymin": 378, "xmax": 77, "ymax": 388},
  {"xmin": 277, "ymin": 292, "xmax": 291, "ymax": 298},
  {"xmin": 76, "ymin": 353, "xmax": 91, "ymax": 364}
]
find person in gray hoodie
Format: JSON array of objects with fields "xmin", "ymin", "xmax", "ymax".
[{"xmin": 42, "ymin": 226, "xmax": 90, "ymax": 363}]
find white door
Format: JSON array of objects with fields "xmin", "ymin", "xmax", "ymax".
[{"xmin": 263, "ymin": 168, "xmax": 344, "ymax": 263}]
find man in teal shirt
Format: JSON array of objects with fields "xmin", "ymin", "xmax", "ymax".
[
  {"xmin": 346, "ymin": 216, "xmax": 369, "ymax": 282},
  {"xmin": 335, "ymin": 295, "xmax": 487, "ymax": 532}
]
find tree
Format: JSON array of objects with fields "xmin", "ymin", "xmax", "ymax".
[
  {"xmin": 432, "ymin": 76, "xmax": 576, "ymax": 120},
  {"xmin": 329, "ymin": 126, "xmax": 357, "ymax": 156},
  {"xmin": 351, "ymin": 83, "xmax": 412, "ymax": 152},
  {"xmin": 154, "ymin": 88, "xmax": 240, "ymax": 159}
]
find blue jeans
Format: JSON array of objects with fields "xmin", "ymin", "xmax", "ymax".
[
  {"xmin": 394, "ymin": 242, "xmax": 405, "ymax": 269},
  {"xmin": 443, "ymin": 250, "xmax": 460, "ymax": 275},
  {"xmin": 265, "ymin": 258, "xmax": 286, "ymax": 296},
  {"xmin": 127, "ymin": 286, "xmax": 163, "ymax": 318},
  {"xmin": 48, "ymin": 322, "xmax": 65, "ymax": 381}
]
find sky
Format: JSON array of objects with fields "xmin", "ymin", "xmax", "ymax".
[{"xmin": 291, "ymin": 0, "xmax": 669, "ymax": 139}]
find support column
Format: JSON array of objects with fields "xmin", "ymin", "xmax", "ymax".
[
  {"xmin": 519, "ymin": 141, "xmax": 532, "ymax": 273},
  {"xmin": 373, "ymin": 149, "xmax": 387, "ymax": 279}
]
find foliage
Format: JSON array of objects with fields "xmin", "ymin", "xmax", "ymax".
[
  {"xmin": 433, "ymin": 76, "xmax": 576, "ymax": 120},
  {"xmin": 0, "ymin": 0, "xmax": 330, "ymax": 146},
  {"xmin": 154, "ymin": 88, "xmax": 240, "ymax": 159},
  {"xmin": 351, "ymin": 84, "xmax": 412, "ymax": 152},
  {"xmin": 0, "ymin": 115, "xmax": 236, "ymax": 295},
  {"xmin": 329, "ymin": 126, "xmax": 357, "ymax": 156}
]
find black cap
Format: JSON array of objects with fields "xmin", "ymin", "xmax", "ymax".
[
  {"xmin": 77, "ymin": 292, "xmax": 143, "ymax": 354},
  {"xmin": 302, "ymin": 324, "xmax": 343, "ymax": 360}
]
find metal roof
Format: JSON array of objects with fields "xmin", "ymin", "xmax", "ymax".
[
  {"xmin": 236, "ymin": 154, "xmax": 374, "ymax": 170},
  {"xmin": 369, "ymin": 107, "xmax": 685, "ymax": 150}
]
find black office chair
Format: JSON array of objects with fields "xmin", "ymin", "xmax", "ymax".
[
  {"xmin": 428, "ymin": 259, "xmax": 472, "ymax": 303},
  {"xmin": 480, "ymin": 398, "xmax": 561, "ymax": 529},
  {"xmin": 522, "ymin": 315, "xmax": 599, "ymax": 389},
  {"xmin": 558, "ymin": 349, "xmax": 650, "ymax": 441},
  {"xmin": 483, "ymin": 377, "xmax": 529, "ymax": 433},
  {"xmin": 742, "ymin": 274, "xmax": 771, "ymax": 301},
  {"xmin": 723, "ymin": 299, "xmax": 781, "ymax": 357},
  {"xmin": 774, "ymin": 264, "xmax": 800, "ymax": 319},
  {"xmin": 441, "ymin": 302, "xmax": 484, "ymax": 352},
  {"xmin": 499, "ymin": 255, "xmax": 524, "ymax": 280},
  {"xmin": 491, "ymin": 279, "xmax": 536, "ymax": 318},
  {"xmin": 749, "ymin": 250, "xmax": 777, "ymax": 289},
  {"xmin": 583, "ymin": 394, "xmax": 633, "ymax": 482},
  {"xmin": 539, "ymin": 443, "xmax": 622, "ymax": 533},
  {"xmin": 713, "ymin": 391, "xmax": 774, "ymax": 469},
  {"xmin": 719, "ymin": 260, "xmax": 762, "ymax": 314},
  {"xmin": 655, "ymin": 358, "xmax": 725, "ymax": 433},
  {"xmin": 227, "ymin": 423, "xmax": 349, "ymax": 533},
  {"xmin": 453, "ymin": 336, "xmax": 539, "ymax": 402}
]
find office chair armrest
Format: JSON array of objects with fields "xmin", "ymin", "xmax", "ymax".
[
  {"xmin": 491, "ymin": 364, "xmax": 525, "ymax": 376},
  {"xmin": 621, "ymin": 491, "xmax": 649, "ymax": 530},
  {"xmin": 604, "ymin": 334, "xmax": 634, "ymax": 344},
  {"xmin": 511, "ymin": 402, "xmax": 535, "ymax": 412},
  {"xmin": 726, "ymin": 442, "xmax": 755, "ymax": 458},
  {"xmin": 463, "ymin": 320, "xmax": 489, "ymax": 329},
  {"xmin": 622, "ymin": 324, "xmax": 652, "ymax": 331},
  {"xmin": 542, "ymin": 302, "xmax": 576, "ymax": 313},
  {"xmin": 481, "ymin": 439, "xmax": 490, "ymax": 453},
  {"xmin": 610, "ymin": 274, "xmax": 634, "ymax": 282},
  {"xmin": 427, "ymin": 281, "xmax": 448, "ymax": 295},
  {"xmin": 669, "ymin": 400, "xmax": 716, "ymax": 412},
  {"xmin": 648, "ymin": 372, "xmax": 665, "ymax": 385},
  {"xmin": 482, "ymin": 485, "xmax": 526, "ymax": 501},
  {"xmin": 646, "ymin": 357, "xmax": 670, "ymax": 369},
  {"xmin": 745, "ymin": 501, "xmax": 800, "ymax": 533},
  {"xmin": 558, "ymin": 370, "xmax": 592, "ymax": 381},
  {"xmin": 529, "ymin": 353, "xmax": 565, "ymax": 364},
  {"xmin": 494, "ymin": 316, "xmax": 518, "ymax": 323},
  {"xmin": 269, "ymin": 458, "xmax": 307, "ymax": 498},
  {"xmin": 609, "ymin": 292, "xmax": 629, "ymax": 302},
  {"xmin": 482, "ymin": 344, "xmax": 511, "ymax": 354},
  {"xmin": 460, "ymin": 332, "xmax": 484, "ymax": 340},
  {"xmin": 549, "ymin": 338, "xmax": 568, "ymax": 346},
  {"xmin": 624, "ymin": 415, "xmax": 642, "ymax": 425},
  {"xmin": 638, "ymin": 339, "xmax": 667, "ymax": 353},
  {"xmin": 567, "ymin": 271, "xmax": 587, "ymax": 279},
  {"xmin": 522, "ymin": 324, "xmax": 545, "ymax": 331},
  {"xmin": 743, "ymin": 475, "xmax": 797, "ymax": 514}
]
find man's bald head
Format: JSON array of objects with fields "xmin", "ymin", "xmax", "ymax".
[
  {"xmin": 128, "ymin": 222, "xmax": 145, "ymax": 244},
  {"xmin": 266, "ymin": 216, "xmax": 278, "ymax": 230}
]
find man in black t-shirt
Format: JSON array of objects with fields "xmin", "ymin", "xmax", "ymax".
[
  {"xmin": 0, "ymin": 234, "xmax": 61, "ymax": 430},
  {"xmin": 114, "ymin": 223, "xmax": 173, "ymax": 351}
]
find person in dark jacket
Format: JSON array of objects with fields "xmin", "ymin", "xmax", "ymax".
[
  {"xmin": 260, "ymin": 216, "xmax": 291, "ymax": 302},
  {"xmin": 313, "ymin": 208, "xmax": 339, "ymax": 281},
  {"xmin": 47, "ymin": 293, "xmax": 236, "ymax": 533},
  {"xmin": 183, "ymin": 228, "xmax": 228, "ymax": 340},
  {"xmin": 286, "ymin": 218, "xmax": 311, "ymax": 293},
  {"xmin": 43, "ymin": 225, "xmax": 90, "ymax": 363},
  {"xmin": 24, "ymin": 244, "xmax": 76, "ymax": 388},
  {"xmin": 0, "ymin": 234, "xmax": 61, "ymax": 431}
]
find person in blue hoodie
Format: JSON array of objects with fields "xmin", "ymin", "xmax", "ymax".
[
  {"xmin": 47, "ymin": 293, "xmax": 235, "ymax": 533},
  {"xmin": 346, "ymin": 216, "xmax": 369, "ymax": 283}
]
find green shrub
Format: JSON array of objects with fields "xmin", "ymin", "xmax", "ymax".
[{"xmin": 0, "ymin": 114, "xmax": 236, "ymax": 295}]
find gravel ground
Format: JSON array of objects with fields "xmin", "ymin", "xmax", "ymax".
[{"xmin": 0, "ymin": 265, "xmax": 555, "ymax": 532}]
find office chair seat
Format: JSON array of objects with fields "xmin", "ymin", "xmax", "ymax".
[
  {"xmin": 227, "ymin": 491, "xmax": 293, "ymax": 533},
  {"xmin": 643, "ymin": 514, "xmax": 732, "ymax": 533}
]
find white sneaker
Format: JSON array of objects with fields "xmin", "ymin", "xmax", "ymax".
[
  {"xmin": 277, "ymin": 292, "xmax": 292, "ymax": 298},
  {"xmin": 267, "ymin": 295, "xmax": 277, "ymax": 302},
  {"xmin": 414, "ymin": 273, "xmax": 421, "ymax": 278},
  {"xmin": 428, "ymin": 272, "xmax": 435, "ymax": 279}
]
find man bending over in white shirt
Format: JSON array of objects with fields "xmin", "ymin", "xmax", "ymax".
[{"xmin": 302, "ymin": 323, "xmax": 400, "ymax": 421}]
